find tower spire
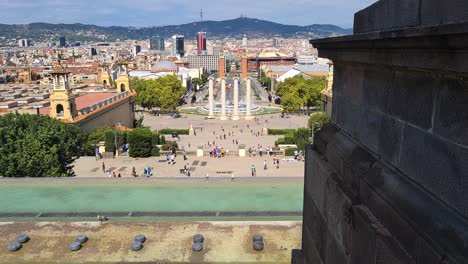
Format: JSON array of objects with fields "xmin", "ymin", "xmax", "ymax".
[{"xmin": 200, "ymin": 8, "xmax": 203, "ymax": 22}]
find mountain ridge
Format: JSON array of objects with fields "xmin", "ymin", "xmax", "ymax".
[{"xmin": 0, "ymin": 17, "xmax": 352, "ymax": 42}]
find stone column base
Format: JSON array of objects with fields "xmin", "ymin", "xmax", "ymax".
[
  {"xmin": 245, "ymin": 115, "xmax": 254, "ymax": 120},
  {"xmin": 239, "ymin": 149, "xmax": 246, "ymax": 157},
  {"xmin": 220, "ymin": 116, "xmax": 228, "ymax": 121},
  {"xmin": 232, "ymin": 116, "xmax": 240, "ymax": 121},
  {"xmin": 197, "ymin": 149, "xmax": 204, "ymax": 157}
]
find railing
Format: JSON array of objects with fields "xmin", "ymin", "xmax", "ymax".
[{"xmin": 78, "ymin": 91, "xmax": 130, "ymax": 116}]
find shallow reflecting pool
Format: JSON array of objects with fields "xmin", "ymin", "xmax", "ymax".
[{"xmin": 0, "ymin": 182, "xmax": 303, "ymax": 213}]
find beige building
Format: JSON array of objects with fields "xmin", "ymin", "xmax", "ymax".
[{"xmin": 42, "ymin": 65, "xmax": 136, "ymax": 132}]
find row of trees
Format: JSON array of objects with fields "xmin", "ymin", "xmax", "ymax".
[
  {"xmin": 132, "ymin": 75, "xmax": 185, "ymax": 112},
  {"xmin": 275, "ymin": 76, "xmax": 327, "ymax": 112},
  {"xmin": 0, "ymin": 113, "xmax": 174, "ymax": 178},
  {"xmin": 0, "ymin": 114, "xmax": 86, "ymax": 177}
]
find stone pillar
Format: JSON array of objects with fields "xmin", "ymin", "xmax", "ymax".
[
  {"xmin": 220, "ymin": 78, "xmax": 227, "ymax": 120},
  {"xmin": 245, "ymin": 78, "xmax": 253, "ymax": 120},
  {"xmin": 189, "ymin": 124, "xmax": 195, "ymax": 136},
  {"xmin": 208, "ymin": 77, "xmax": 214, "ymax": 119},
  {"xmin": 238, "ymin": 144, "xmax": 246, "ymax": 157},
  {"xmin": 197, "ymin": 145, "xmax": 204, "ymax": 157},
  {"xmin": 233, "ymin": 77, "xmax": 240, "ymax": 120}
]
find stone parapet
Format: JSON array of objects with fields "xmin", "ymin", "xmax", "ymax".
[{"xmin": 354, "ymin": 0, "xmax": 468, "ymax": 34}]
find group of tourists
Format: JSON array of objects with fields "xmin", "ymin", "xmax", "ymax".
[
  {"xmin": 248, "ymin": 145, "xmax": 273, "ymax": 157},
  {"xmin": 209, "ymin": 146, "xmax": 229, "ymax": 158}
]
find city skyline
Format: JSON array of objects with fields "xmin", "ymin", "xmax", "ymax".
[{"xmin": 0, "ymin": 0, "xmax": 377, "ymax": 28}]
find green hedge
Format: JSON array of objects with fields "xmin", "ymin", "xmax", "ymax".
[
  {"xmin": 128, "ymin": 128, "xmax": 153, "ymax": 157},
  {"xmin": 285, "ymin": 148, "xmax": 298, "ymax": 156},
  {"xmin": 151, "ymin": 132, "xmax": 161, "ymax": 145},
  {"xmin": 294, "ymin": 128, "xmax": 311, "ymax": 151},
  {"xmin": 104, "ymin": 130, "xmax": 115, "ymax": 153},
  {"xmin": 267, "ymin": 129, "xmax": 295, "ymax": 136},
  {"xmin": 151, "ymin": 146, "xmax": 160, "ymax": 157},
  {"xmin": 275, "ymin": 136, "xmax": 295, "ymax": 146},
  {"xmin": 159, "ymin": 129, "xmax": 189, "ymax": 135}
]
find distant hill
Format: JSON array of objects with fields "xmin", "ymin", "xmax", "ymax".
[{"xmin": 0, "ymin": 17, "xmax": 352, "ymax": 42}]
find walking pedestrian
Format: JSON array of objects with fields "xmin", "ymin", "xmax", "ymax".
[
  {"xmin": 264, "ymin": 160, "xmax": 268, "ymax": 170},
  {"xmin": 251, "ymin": 165, "xmax": 256, "ymax": 177},
  {"xmin": 171, "ymin": 153, "xmax": 175, "ymax": 165},
  {"xmin": 95, "ymin": 147, "xmax": 100, "ymax": 161},
  {"xmin": 102, "ymin": 162, "xmax": 106, "ymax": 173}
]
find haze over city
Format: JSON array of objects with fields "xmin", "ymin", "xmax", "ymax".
[{"xmin": 0, "ymin": 0, "xmax": 377, "ymax": 28}]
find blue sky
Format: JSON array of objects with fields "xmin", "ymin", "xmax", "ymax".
[{"xmin": 0, "ymin": 0, "xmax": 377, "ymax": 28}]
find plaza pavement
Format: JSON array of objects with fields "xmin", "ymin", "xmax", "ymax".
[{"xmin": 73, "ymin": 113, "xmax": 309, "ymax": 178}]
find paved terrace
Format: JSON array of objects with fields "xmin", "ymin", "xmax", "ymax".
[
  {"xmin": 73, "ymin": 113, "xmax": 308, "ymax": 177},
  {"xmin": 0, "ymin": 221, "xmax": 301, "ymax": 263}
]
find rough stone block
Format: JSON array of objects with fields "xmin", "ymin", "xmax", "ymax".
[
  {"xmin": 305, "ymin": 152, "xmax": 329, "ymax": 214},
  {"xmin": 421, "ymin": 0, "xmax": 468, "ymax": 27},
  {"xmin": 332, "ymin": 64, "xmax": 347, "ymax": 97},
  {"xmin": 416, "ymin": 239, "xmax": 442, "ymax": 264},
  {"xmin": 433, "ymin": 78, "xmax": 468, "ymax": 146},
  {"xmin": 342, "ymin": 146, "xmax": 377, "ymax": 201},
  {"xmin": 342, "ymin": 65, "xmax": 365, "ymax": 104},
  {"xmin": 363, "ymin": 161, "xmax": 468, "ymax": 262},
  {"xmin": 314, "ymin": 124, "xmax": 339, "ymax": 155},
  {"xmin": 355, "ymin": 108, "xmax": 383, "ymax": 154},
  {"xmin": 323, "ymin": 178, "xmax": 353, "ymax": 263},
  {"xmin": 387, "ymin": 71, "xmax": 435, "ymax": 130},
  {"xmin": 378, "ymin": 115, "xmax": 403, "ymax": 167},
  {"xmin": 325, "ymin": 131, "xmax": 358, "ymax": 178},
  {"xmin": 375, "ymin": 236, "xmax": 415, "ymax": 264},
  {"xmin": 350, "ymin": 206, "xmax": 376, "ymax": 264},
  {"xmin": 400, "ymin": 124, "xmax": 468, "ymax": 218},
  {"xmin": 362, "ymin": 67, "xmax": 392, "ymax": 113},
  {"xmin": 354, "ymin": 0, "xmax": 420, "ymax": 34}
]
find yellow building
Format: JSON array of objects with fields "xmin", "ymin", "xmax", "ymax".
[{"xmin": 45, "ymin": 65, "xmax": 136, "ymax": 132}]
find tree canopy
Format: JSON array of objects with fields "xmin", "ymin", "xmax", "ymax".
[
  {"xmin": 275, "ymin": 76, "xmax": 326, "ymax": 112},
  {"xmin": 0, "ymin": 113, "xmax": 86, "ymax": 177},
  {"xmin": 133, "ymin": 75, "xmax": 185, "ymax": 111}
]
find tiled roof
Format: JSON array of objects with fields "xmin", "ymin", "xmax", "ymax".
[{"xmin": 39, "ymin": 92, "xmax": 115, "ymax": 115}]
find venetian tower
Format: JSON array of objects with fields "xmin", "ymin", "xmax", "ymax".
[
  {"xmin": 218, "ymin": 52, "xmax": 226, "ymax": 78},
  {"xmin": 241, "ymin": 49, "xmax": 248, "ymax": 80},
  {"xmin": 49, "ymin": 65, "xmax": 77, "ymax": 122}
]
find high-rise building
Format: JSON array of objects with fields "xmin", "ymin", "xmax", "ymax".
[
  {"xmin": 89, "ymin": 48, "xmax": 97, "ymax": 57},
  {"xmin": 273, "ymin": 38, "xmax": 279, "ymax": 47},
  {"xmin": 171, "ymin": 35, "xmax": 185, "ymax": 57},
  {"xmin": 133, "ymin": 45, "xmax": 141, "ymax": 57},
  {"xmin": 18, "ymin": 39, "xmax": 31, "ymax": 47},
  {"xmin": 197, "ymin": 32, "xmax": 207, "ymax": 55},
  {"xmin": 242, "ymin": 35, "xmax": 248, "ymax": 46},
  {"xmin": 150, "ymin": 37, "xmax": 165, "ymax": 51},
  {"xmin": 59, "ymin": 36, "xmax": 66, "ymax": 47},
  {"xmin": 184, "ymin": 55, "xmax": 219, "ymax": 72}
]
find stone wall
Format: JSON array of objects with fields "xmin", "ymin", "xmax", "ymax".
[{"xmin": 301, "ymin": 1, "xmax": 468, "ymax": 263}]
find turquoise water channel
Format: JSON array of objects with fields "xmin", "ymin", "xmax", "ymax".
[{"xmin": 0, "ymin": 183, "xmax": 303, "ymax": 213}]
